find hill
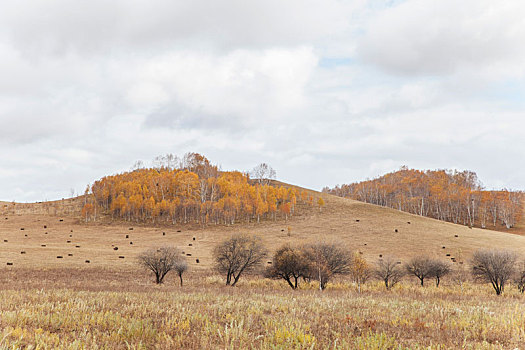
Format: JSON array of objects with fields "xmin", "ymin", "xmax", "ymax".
[{"xmin": 2, "ymin": 184, "xmax": 525, "ymax": 271}]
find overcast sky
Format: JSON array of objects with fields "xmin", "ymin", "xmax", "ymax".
[{"xmin": 1, "ymin": 0, "xmax": 525, "ymax": 202}]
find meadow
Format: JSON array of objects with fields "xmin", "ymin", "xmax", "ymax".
[
  {"xmin": 2, "ymin": 190, "xmax": 525, "ymax": 349},
  {"xmin": 1, "ymin": 269, "xmax": 525, "ymax": 349}
]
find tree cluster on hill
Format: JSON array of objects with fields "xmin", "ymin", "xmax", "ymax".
[
  {"xmin": 323, "ymin": 167, "xmax": 522, "ymax": 229},
  {"xmin": 82, "ymin": 153, "xmax": 314, "ymax": 225}
]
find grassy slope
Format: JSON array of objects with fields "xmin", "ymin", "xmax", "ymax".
[{"xmin": 1, "ymin": 186, "xmax": 525, "ymax": 270}]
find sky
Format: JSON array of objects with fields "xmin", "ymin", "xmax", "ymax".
[{"xmin": 1, "ymin": 0, "xmax": 525, "ymax": 202}]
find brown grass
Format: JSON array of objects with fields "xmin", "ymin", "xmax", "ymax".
[{"xmin": 1, "ymin": 189, "xmax": 525, "ymax": 270}]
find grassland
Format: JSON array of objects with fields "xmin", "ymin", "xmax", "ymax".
[
  {"xmin": 2, "ymin": 190, "xmax": 525, "ymax": 349},
  {"xmin": 1, "ymin": 190, "xmax": 525, "ymax": 270},
  {"xmin": 1, "ymin": 270, "xmax": 525, "ymax": 349}
]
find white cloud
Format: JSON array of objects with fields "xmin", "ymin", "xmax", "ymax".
[
  {"xmin": 0, "ymin": 0, "xmax": 525, "ymax": 201},
  {"xmin": 358, "ymin": 0, "xmax": 525, "ymax": 76}
]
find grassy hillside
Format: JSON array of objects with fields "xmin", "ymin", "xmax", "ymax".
[{"xmin": 1, "ymin": 185, "xmax": 525, "ymax": 270}]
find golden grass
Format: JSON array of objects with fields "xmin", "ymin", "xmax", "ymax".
[
  {"xmin": 1, "ymin": 188, "xmax": 525, "ymax": 348},
  {"xmin": 0, "ymin": 270, "xmax": 525, "ymax": 349}
]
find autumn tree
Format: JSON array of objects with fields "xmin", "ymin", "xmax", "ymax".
[
  {"xmin": 471, "ymin": 249, "xmax": 517, "ymax": 295},
  {"xmin": 213, "ymin": 234, "xmax": 267, "ymax": 286},
  {"xmin": 138, "ymin": 246, "xmax": 186, "ymax": 284},
  {"xmin": 317, "ymin": 197, "xmax": 325, "ymax": 212},
  {"xmin": 351, "ymin": 253, "xmax": 371, "ymax": 293},
  {"xmin": 86, "ymin": 153, "xmax": 302, "ymax": 226},
  {"xmin": 324, "ymin": 168, "xmax": 523, "ymax": 230},
  {"xmin": 375, "ymin": 257, "xmax": 403, "ymax": 290}
]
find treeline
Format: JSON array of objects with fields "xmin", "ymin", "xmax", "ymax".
[
  {"xmin": 82, "ymin": 153, "xmax": 316, "ymax": 225},
  {"xmin": 141, "ymin": 234, "xmax": 525, "ymax": 296},
  {"xmin": 323, "ymin": 167, "xmax": 522, "ymax": 229}
]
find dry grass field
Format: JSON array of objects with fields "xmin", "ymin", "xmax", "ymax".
[
  {"xmin": 1, "ymin": 188, "xmax": 525, "ymax": 270},
  {"xmin": 2, "ymin": 187, "xmax": 525, "ymax": 349}
]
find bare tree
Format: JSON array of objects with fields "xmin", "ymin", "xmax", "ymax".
[
  {"xmin": 138, "ymin": 246, "xmax": 186, "ymax": 284},
  {"xmin": 302, "ymin": 242, "xmax": 352, "ymax": 290},
  {"xmin": 250, "ymin": 163, "xmax": 276, "ymax": 185},
  {"xmin": 266, "ymin": 245, "xmax": 311, "ymax": 289},
  {"xmin": 430, "ymin": 260, "xmax": 451, "ymax": 287},
  {"xmin": 471, "ymin": 249, "xmax": 517, "ymax": 295},
  {"xmin": 375, "ymin": 257, "xmax": 404, "ymax": 290},
  {"xmin": 214, "ymin": 234, "xmax": 267, "ymax": 286},
  {"xmin": 514, "ymin": 261, "xmax": 525, "ymax": 293},
  {"xmin": 174, "ymin": 260, "xmax": 188, "ymax": 287},
  {"xmin": 405, "ymin": 256, "xmax": 434, "ymax": 286}
]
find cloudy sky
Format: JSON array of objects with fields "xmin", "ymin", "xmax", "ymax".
[{"xmin": 1, "ymin": 0, "xmax": 525, "ymax": 201}]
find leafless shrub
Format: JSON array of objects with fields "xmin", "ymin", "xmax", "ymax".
[
  {"xmin": 265, "ymin": 244, "xmax": 311, "ymax": 289},
  {"xmin": 213, "ymin": 234, "xmax": 267, "ymax": 286},
  {"xmin": 138, "ymin": 246, "xmax": 186, "ymax": 284},
  {"xmin": 430, "ymin": 260, "xmax": 451, "ymax": 287},
  {"xmin": 174, "ymin": 260, "xmax": 188, "ymax": 287},
  {"xmin": 514, "ymin": 261, "xmax": 525, "ymax": 293},
  {"xmin": 471, "ymin": 249, "xmax": 517, "ymax": 295},
  {"xmin": 302, "ymin": 242, "xmax": 351, "ymax": 290},
  {"xmin": 375, "ymin": 257, "xmax": 404, "ymax": 290},
  {"xmin": 405, "ymin": 256, "xmax": 434, "ymax": 286}
]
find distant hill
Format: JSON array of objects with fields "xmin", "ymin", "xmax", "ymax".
[{"xmin": 324, "ymin": 167, "xmax": 523, "ymax": 231}]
